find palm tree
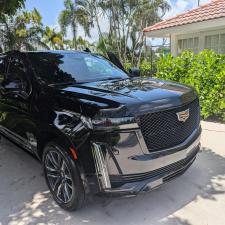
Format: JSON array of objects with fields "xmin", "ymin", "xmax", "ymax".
[
  {"xmin": 99, "ymin": 0, "xmax": 170, "ymax": 65},
  {"xmin": 76, "ymin": 36, "xmax": 96, "ymax": 50},
  {"xmin": 59, "ymin": 0, "xmax": 92, "ymax": 50},
  {"xmin": 42, "ymin": 26, "xmax": 64, "ymax": 50},
  {"xmin": 63, "ymin": 36, "xmax": 96, "ymax": 51},
  {"xmin": 0, "ymin": 0, "xmax": 25, "ymax": 19},
  {"xmin": 0, "ymin": 8, "xmax": 48, "ymax": 51},
  {"xmin": 75, "ymin": 0, "xmax": 106, "ymax": 49},
  {"xmin": 131, "ymin": 0, "xmax": 170, "ymax": 66}
]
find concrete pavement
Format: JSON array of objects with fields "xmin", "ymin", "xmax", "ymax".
[{"xmin": 0, "ymin": 121, "xmax": 225, "ymax": 225}]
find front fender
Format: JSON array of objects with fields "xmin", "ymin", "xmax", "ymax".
[{"xmin": 50, "ymin": 110, "xmax": 96, "ymax": 175}]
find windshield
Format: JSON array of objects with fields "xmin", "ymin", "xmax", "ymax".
[{"xmin": 29, "ymin": 52, "xmax": 128, "ymax": 85}]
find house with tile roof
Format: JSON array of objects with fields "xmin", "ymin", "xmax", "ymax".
[{"xmin": 144, "ymin": 0, "xmax": 225, "ymax": 56}]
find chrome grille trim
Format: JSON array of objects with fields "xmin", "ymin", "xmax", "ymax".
[{"xmin": 92, "ymin": 143, "xmax": 111, "ymax": 189}]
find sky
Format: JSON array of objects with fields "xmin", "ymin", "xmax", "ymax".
[{"xmin": 25, "ymin": 0, "xmax": 211, "ymax": 43}]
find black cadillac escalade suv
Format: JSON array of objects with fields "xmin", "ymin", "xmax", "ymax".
[{"xmin": 0, "ymin": 50, "xmax": 201, "ymax": 211}]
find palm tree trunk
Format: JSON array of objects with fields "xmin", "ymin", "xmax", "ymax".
[
  {"xmin": 124, "ymin": 20, "xmax": 131, "ymax": 64},
  {"xmin": 137, "ymin": 31, "xmax": 145, "ymax": 67},
  {"xmin": 111, "ymin": 0, "xmax": 122, "ymax": 62},
  {"xmin": 96, "ymin": 17, "xmax": 106, "ymax": 50},
  {"xmin": 73, "ymin": 0, "xmax": 77, "ymax": 50},
  {"xmin": 131, "ymin": 31, "xmax": 142, "ymax": 65},
  {"xmin": 72, "ymin": 21, "xmax": 77, "ymax": 50},
  {"xmin": 94, "ymin": 6, "xmax": 106, "ymax": 52}
]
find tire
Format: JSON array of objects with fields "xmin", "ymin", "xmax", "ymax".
[{"xmin": 42, "ymin": 142, "xmax": 85, "ymax": 211}]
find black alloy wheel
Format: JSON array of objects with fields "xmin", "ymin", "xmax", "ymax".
[{"xmin": 43, "ymin": 142, "xmax": 85, "ymax": 211}]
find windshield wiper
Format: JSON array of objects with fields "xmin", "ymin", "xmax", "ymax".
[
  {"xmin": 100, "ymin": 77, "xmax": 125, "ymax": 82},
  {"xmin": 49, "ymin": 81, "xmax": 77, "ymax": 87},
  {"xmin": 49, "ymin": 77, "xmax": 126, "ymax": 86}
]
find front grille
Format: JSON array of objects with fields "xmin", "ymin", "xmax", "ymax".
[{"xmin": 137, "ymin": 99, "xmax": 200, "ymax": 152}]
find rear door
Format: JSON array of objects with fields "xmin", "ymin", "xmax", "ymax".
[
  {"xmin": 0, "ymin": 54, "xmax": 8, "ymax": 133},
  {"xmin": 0, "ymin": 52, "xmax": 37, "ymax": 153}
]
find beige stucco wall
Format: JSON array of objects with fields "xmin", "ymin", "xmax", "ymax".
[
  {"xmin": 172, "ymin": 28, "xmax": 225, "ymax": 56},
  {"xmin": 145, "ymin": 17, "xmax": 225, "ymax": 56}
]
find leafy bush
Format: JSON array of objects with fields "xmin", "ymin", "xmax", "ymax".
[
  {"xmin": 156, "ymin": 50, "xmax": 225, "ymax": 120},
  {"xmin": 139, "ymin": 59, "xmax": 151, "ymax": 76},
  {"xmin": 124, "ymin": 62, "xmax": 133, "ymax": 72}
]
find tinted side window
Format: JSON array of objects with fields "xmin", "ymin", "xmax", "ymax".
[
  {"xmin": 4, "ymin": 57, "xmax": 30, "ymax": 93},
  {"xmin": 29, "ymin": 53, "xmax": 76, "ymax": 85},
  {"xmin": 0, "ymin": 55, "xmax": 6, "ymax": 83}
]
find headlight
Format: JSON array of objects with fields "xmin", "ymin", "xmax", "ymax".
[
  {"xmin": 92, "ymin": 116, "xmax": 136, "ymax": 130},
  {"xmin": 92, "ymin": 105, "xmax": 137, "ymax": 130}
]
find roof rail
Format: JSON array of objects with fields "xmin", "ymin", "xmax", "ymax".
[{"xmin": 0, "ymin": 50, "xmax": 21, "ymax": 55}]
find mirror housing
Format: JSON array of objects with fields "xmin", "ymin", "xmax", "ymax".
[
  {"xmin": 15, "ymin": 90, "xmax": 29, "ymax": 100},
  {"xmin": 1, "ymin": 79, "xmax": 29, "ymax": 100},
  {"xmin": 129, "ymin": 68, "xmax": 141, "ymax": 77}
]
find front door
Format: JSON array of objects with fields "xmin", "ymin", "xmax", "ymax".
[{"xmin": 0, "ymin": 53, "xmax": 37, "ymax": 153}]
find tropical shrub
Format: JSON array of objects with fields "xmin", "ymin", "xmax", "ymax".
[
  {"xmin": 139, "ymin": 59, "xmax": 151, "ymax": 76},
  {"xmin": 156, "ymin": 50, "xmax": 225, "ymax": 120},
  {"xmin": 124, "ymin": 62, "xmax": 133, "ymax": 72}
]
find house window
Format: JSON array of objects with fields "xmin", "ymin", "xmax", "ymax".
[
  {"xmin": 177, "ymin": 37, "xmax": 199, "ymax": 54},
  {"xmin": 205, "ymin": 34, "xmax": 225, "ymax": 54}
]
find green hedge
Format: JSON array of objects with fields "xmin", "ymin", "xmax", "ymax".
[{"xmin": 156, "ymin": 50, "xmax": 225, "ymax": 120}]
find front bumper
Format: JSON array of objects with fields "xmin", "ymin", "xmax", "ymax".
[{"xmin": 92, "ymin": 126, "xmax": 201, "ymax": 196}]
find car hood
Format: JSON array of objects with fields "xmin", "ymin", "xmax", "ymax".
[{"xmin": 56, "ymin": 77, "xmax": 197, "ymax": 116}]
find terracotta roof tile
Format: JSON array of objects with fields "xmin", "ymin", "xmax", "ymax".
[{"xmin": 143, "ymin": 0, "xmax": 225, "ymax": 32}]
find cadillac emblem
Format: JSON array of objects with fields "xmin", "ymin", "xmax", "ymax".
[{"xmin": 176, "ymin": 109, "xmax": 190, "ymax": 122}]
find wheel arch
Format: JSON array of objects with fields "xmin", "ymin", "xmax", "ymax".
[
  {"xmin": 36, "ymin": 128, "xmax": 75, "ymax": 161},
  {"xmin": 37, "ymin": 126, "xmax": 91, "ymax": 196}
]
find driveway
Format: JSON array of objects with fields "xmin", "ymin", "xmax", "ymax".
[{"xmin": 0, "ymin": 121, "xmax": 225, "ymax": 225}]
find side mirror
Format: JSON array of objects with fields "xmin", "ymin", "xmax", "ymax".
[
  {"xmin": 15, "ymin": 90, "xmax": 29, "ymax": 100},
  {"xmin": 1, "ymin": 79, "xmax": 29, "ymax": 100},
  {"xmin": 0, "ymin": 82, "xmax": 4, "ymax": 91},
  {"xmin": 129, "ymin": 68, "xmax": 141, "ymax": 77},
  {"xmin": 2, "ymin": 79, "xmax": 21, "ymax": 91}
]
